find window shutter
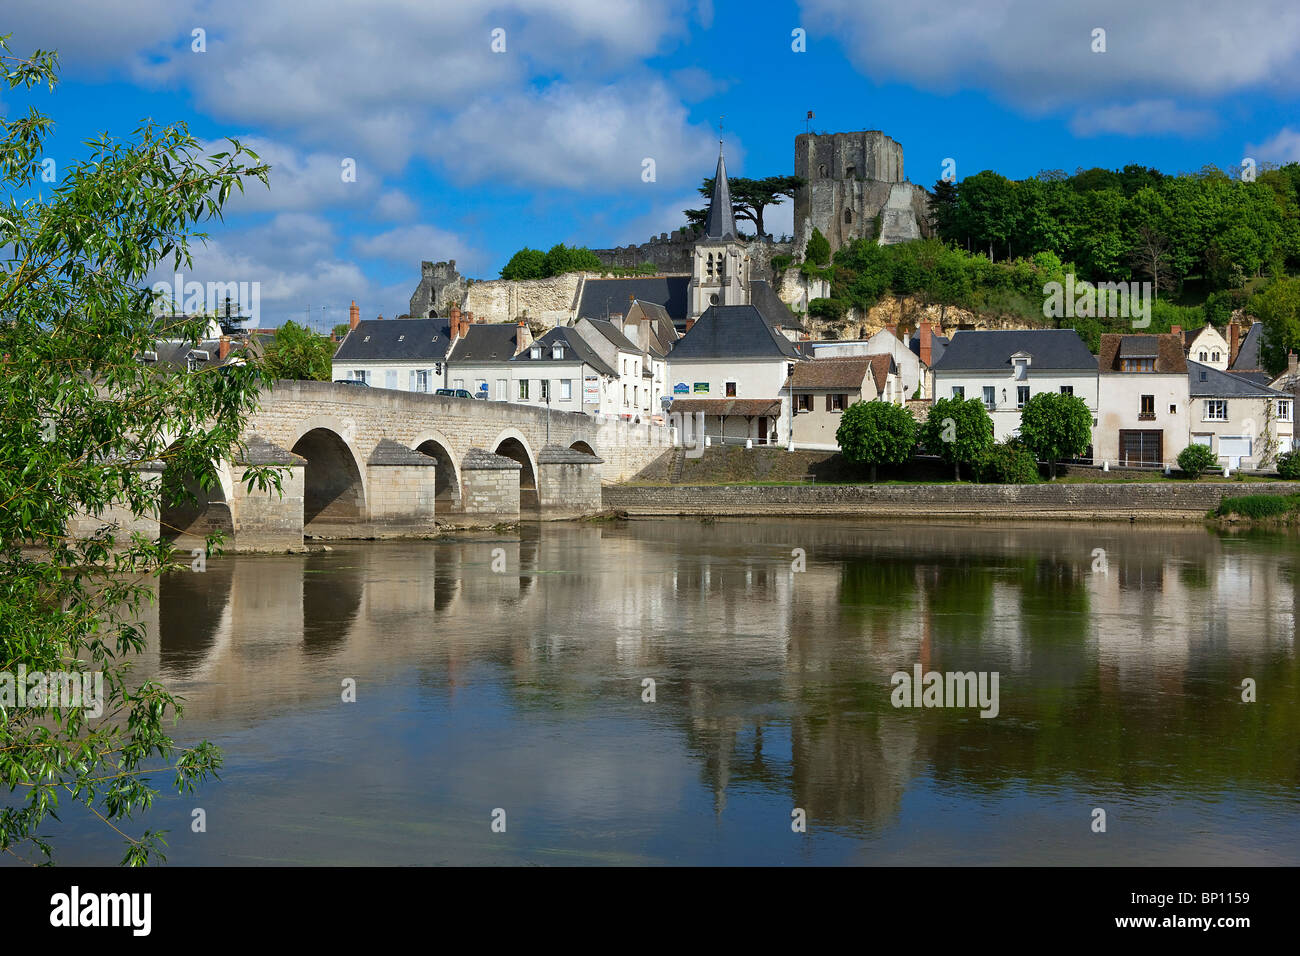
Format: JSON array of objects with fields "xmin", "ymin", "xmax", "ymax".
[
  {"xmin": 409, "ymin": 370, "xmax": 416, "ymax": 391},
  {"xmin": 825, "ymin": 394, "xmax": 832, "ymax": 411}
]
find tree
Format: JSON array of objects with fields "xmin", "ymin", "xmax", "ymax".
[
  {"xmin": 836, "ymin": 401, "xmax": 917, "ymax": 481},
  {"xmin": 1251, "ymin": 276, "xmax": 1300, "ymax": 375},
  {"xmin": 685, "ymin": 175, "xmax": 804, "ymax": 237},
  {"xmin": 500, "ymin": 247, "xmax": 546, "ymax": 280},
  {"xmin": 541, "ymin": 243, "xmax": 602, "ymax": 276},
  {"xmin": 1016, "ymin": 392, "xmax": 1092, "ymax": 478},
  {"xmin": 920, "ymin": 397, "xmax": 994, "ymax": 480},
  {"xmin": 1129, "ymin": 223, "xmax": 1174, "ymax": 299},
  {"xmin": 262, "ymin": 320, "xmax": 335, "ymax": 381},
  {"xmin": 0, "ymin": 34, "xmax": 278, "ymax": 864},
  {"xmin": 804, "ymin": 227, "xmax": 831, "ymax": 266}
]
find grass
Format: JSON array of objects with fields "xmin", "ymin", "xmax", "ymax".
[{"xmin": 1214, "ymin": 493, "xmax": 1300, "ymax": 519}]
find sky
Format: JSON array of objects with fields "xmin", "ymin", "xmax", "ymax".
[{"xmin": 3, "ymin": 0, "xmax": 1299, "ymax": 328}]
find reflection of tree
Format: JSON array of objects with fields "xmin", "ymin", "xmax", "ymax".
[
  {"xmin": 924, "ymin": 559, "xmax": 996, "ymax": 644},
  {"xmin": 837, "ymin": 556, "xmax": 917, "ymax": 644}
]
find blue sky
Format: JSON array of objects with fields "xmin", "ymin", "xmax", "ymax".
[{"xmin": 4, "ymin": 0, "xmax": 1299, "ymax": 328}]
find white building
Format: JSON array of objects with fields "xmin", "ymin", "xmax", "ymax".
[
  {"xmin": 929, "ymin": 329, "xmax": 1099, "ymax": 442},
  {"xmin": 1188, "ymin": 361, "xmax": 1293, "ymax": 469},
  {"xmin": 1095, "ymin": 333, "xmax": 1189, "ymax": 467},
  {"xmin": 1182, "ymin": 323, "xmax": 1232, "ymax": 371},
  {"xmin": 331, "ymin": 312, "xmax": 453, "ymax": 392}
]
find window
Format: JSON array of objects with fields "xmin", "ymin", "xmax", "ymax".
[
  {"xmin": 623, "ymin": 384, "xmax": 628, "ymax": 403},
  {"xmin": 1059, "ymin": 385, "xmax": 1074, "ymax": 396},
  {"xmin": 1013, "ymin": 359, "xmax": 1028, "ymax": 380},
  {"xmin": 453, "ymin": 379, "xmax": 464, "ymax": 390},
  {"xmin": 353, "ymin": 370, "xmax": 369, "ymax": 384},
  {"xmin": 1139, "ymin": 394, "xmax": 1155, "ymax": 419},
  {"xmin": 983, "ymin": 386, "xmax": 995, "ymax": 410},
  {"xmin": 552, "ymin": 344, "xmax": 564, "ymax": 360},
  {"xmin": 495, "ymin": 378, "xmax": 507, "ymax": 400},
  {"xmin": 1170, "ymin": 404, "xmax": 1177, "ymax": 415},
  {"xmin": 561, "ymin": 379, "xmax": 572, "ymax": 401},
  {"xmin": 1017, "ymin": 385, "xmax": 1030, "ymax": 408},
  {"xmin": 796, "ymin": 394, "xmax": 813, "ymax": 412},
  {"xmin": 518, "ymin": 380, "xmax": 529, "ymax": 400},
  {"xmin": 1278, "ymin": 400, "xmax": 1292, "ymax": 422},
  {"xmin": 951, "ymin": 386, "xmax": 964, "ymax": 399},
  {"xmin": 1198, "ymin": 351, "xmax": 1207, "ymax": 361},
  {"xmin": 827, "ymin": 394, "xmax": 847, "ymax": 411},
  {"xmin": 1122, "ymin": 358, "xmax": 1155, "ymax": 372},
  {"xmin": 844, "ymin": 208, "xmax": 853, "ymax": 224},
  {"xmin": 725, "ymin": 381, "xmax": 737, "ymax": 397},
  {"xmin": 1204, "ymin": 399, "xmax": 1228, "ymax": 421},
  {"xmin": 386, "ymin": 370, "xmax": 397, "ymax": 389},
  {"xmin": 416, "ymin": 369, "xmax": 430, "ymax": 393},
  {"xmin": 1212, "ymin": 351, "xmax": 1220, "ymax": 362},
  {"xmin": 540, "ymin": 380, "xmax": 549, "ymax": 402},
  {"xmin": 531, "ymin": 346, "xmax": 541, "ymax": 360},
  {"xmin": 846, "ymin": 166, "xmax": 856, "ymax": 179}
]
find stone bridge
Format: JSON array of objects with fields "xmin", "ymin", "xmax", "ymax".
[{"xmin": 121, "ymin": 380, "xmax": 674, "ymax": 550}]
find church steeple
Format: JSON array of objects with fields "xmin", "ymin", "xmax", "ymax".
[{"xmin": 703, "ymin": 141, "xmax": 736, "ymax": 241}]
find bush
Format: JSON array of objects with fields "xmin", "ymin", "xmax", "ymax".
[
  {"xmin": 1277, "ymin": 450, "xmax": 1300, "ymax": 479},
  {"xmin": 1177, "ymin": 443, "xmax": 1219, "ymax": 478},
  {"xmin": 1215, "ymin": 494, "xmax": 1300, "ymax": 518},
  {"xmin": 808, "ymin": 297, "xmax": 847, "ymax": 320},
  {"xmin": 805, "ymin": 227, "xmax": 831, "ymax": 266},
  {"xmin": 977, "ymin": 440, "xmax": 1041, "ymax": 484}
]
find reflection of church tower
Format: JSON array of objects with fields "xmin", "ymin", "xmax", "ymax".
[{"xmin": 688, "ymin": 142, "xmax": 750, "ymax": 321}]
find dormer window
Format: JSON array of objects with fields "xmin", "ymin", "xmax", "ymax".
[
  {"xmin": 531, "ymin": 345, "xmax": 542, "ymax": 360},
  {"xmin": 1012, "ymin": 353, "xmax": 1031, "ymax": 380},
  {"xmin": 398, "ymin": 335, "xmax": 405, "ymax": 342},
  {"xmin": 552, "ymin": 344, "xmax": 564, "ymax": 360}
]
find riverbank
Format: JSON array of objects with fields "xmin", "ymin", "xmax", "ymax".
[{"xmin": 602, "ymin": 481, "xmax": 1300, "ymax": 522}]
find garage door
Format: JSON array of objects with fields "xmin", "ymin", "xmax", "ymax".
[
  {"xmin": 1119, "ymin": 429, "xmax": 1163, "ymax": 466},
  {"xmin": 1218, "ymin": 436, "xmax": 1252, "ymax": 468}
]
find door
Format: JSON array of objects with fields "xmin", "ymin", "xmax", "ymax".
[
  {"xmin": 758, "ymin": 417, "xmax": 768, "ymax": 443},
  {"xmin": 1119, "ymin": 429, "xmax": 1163, "ymax": 466}
]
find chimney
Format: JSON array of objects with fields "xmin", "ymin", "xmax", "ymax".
[
  {"xmin": 639, "ymin": 316, "xmax": 651, "ymax": 354},
  {"xmin": 376, "ymin": 314, "xmax": 384, "ymax": 321},
  {"xmin": 329, "ymin": 332, "xmax": 337, "ymax": 343},
  {"xmin": 219, "ymin": 335, "xmax": 230, "ymax": 361},
  {"xmin": 1289, "ymin": 352, "xmax": 1297, "ymax": 376},
  {"xmin": 685, "ymin": 318, "xmax": 696, "ymax": 333},
  {"xmin": 1230, "ymin": 322, "xmax": 1241, "ymax": 365},
  {"xmin": 885, "ymin": 323, "xmax": 898, "ymax": 339},
  {"xmin": 919, "ymin": 320, "xmax": 932, "ymax": 368},
  {"xmin": 515, "ymin": 320, "xmax": 532, "ymax": 356},
  {"xmin": 1171, "ymin": 325, "xmax": 1181, "ymax": 335},
  {"xmin": 349, "ymin": 300, "xmax": 360, "ymax": 330}
]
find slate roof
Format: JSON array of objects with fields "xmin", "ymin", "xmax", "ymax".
[
  {"xmin": 1231, "ymin": 322, "xmax": 1264, "ymax": 371},
  {"xmin": 582, "ymin": 317, "xmax": 640, "ymax": 353},
  {"xmin": 142, "ymin": 336, "xmax": 259, "ymax": 372},
  {"xmin": 932, "ymin": 329, "xmax": 1096, "ymax": 372},
  {"xmin": 447, "ymin": 323, "xmax": 526, "ymax": 364},
  {"xmin": 1098, "ymin": 333, "xmax": 1186, "ymax": 373},
  {"xmin": 1188, "ymin": 361, "xmax": 1286, "ymax": 398},
  {"xmin": 750, "ymin": 280, "xmax": 803, "ymax": 331},
  {"xmin": 1231, "ymin": 370, "xmax": 1274, "ymax": 386},
  {"xmin": 575, "ymin": 276, "xmax": 690, "ymax": 322},
  {"xmin": 510, "ymin": 326, "xmax": 618, "ymax": 377},
  {"xmin": 703, "ymin": 146, "xmax": 737, "ymax": 241},
  {"xmin": 669, "ymin": 304, "xmax": 803, "ymax": 361},
  {"xmin": 333, "ymin": 318, "xmax": 453, "ymax": 362},
  {"xmin": 783, "ymin": 355, "xmax": 878, "ymax": 391},
  {"xmin": 461, "ymin": 447, "xmax": 521, "ymax": 470}
]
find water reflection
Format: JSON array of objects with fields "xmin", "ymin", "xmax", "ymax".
[{"xmin": 91, "ymin": 520, "xmax": 1300, "ymax": 864}]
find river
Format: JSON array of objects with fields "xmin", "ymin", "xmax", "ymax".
[{"xmin": 23, "ymin": 518, "xmax": 1300, "ymax": 865}]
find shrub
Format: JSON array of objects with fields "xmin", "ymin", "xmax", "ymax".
[
  {"xmin": 1177, "ymin": 443, "xmax": 1219, "ymax": 478},
  {"xmin": 808, "ymin": 297, "xmax": 847, "ymax": 320},
  {"xmin": 1277, "ymin": 449, "xmax": 1300, "ymax": 479},
  {"xmin": 805, "ymin": 227, "xmax": 831, "ymax": 266},
  {"xmin": 977, "ymin": 440, "xmax": 1041, "ymax": 484},
  {"xmin": 836, "ymin": 400, "xmax": 918, "ymax": 481},
  {"xmin": 1215, "ymin": 494, "xmax": 1300, "ymax": 518}
]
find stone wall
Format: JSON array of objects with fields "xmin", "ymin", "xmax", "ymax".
[
  {"xmin": 366, "ymin": 462, "xmax": 438, "ymax": 534},
  {"xmin": 602, "ymin": 481, "xmax": 1299, "ymax": 521},
  {"xmin": 229, "ymin": 465, "xmax": 304, "ymax": 551}
]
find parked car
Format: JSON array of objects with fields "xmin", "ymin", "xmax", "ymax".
[
  {"xmin": 435, "ymin": 388, "xmax": 474, "ymax": 399},
  {"xmin": 335, "ymin": 379, "xmax": 370, "ymax": 387}
]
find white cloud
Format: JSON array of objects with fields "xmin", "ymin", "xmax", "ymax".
[
  {"xmin": 353, "ymin": 224, "xmax": 486, "ymax": 276},
  {"xmin": 798, "ymin": 0, "xmax": 1300, "ymax": 111},
  {"xmin": 430, "ymin": 80, "xmax": 727, "ymax": 190},
  {"xmin": 1248, "ymin": 128, "xmax": 1300, "ymax": 164},
  {"xmin": 1068, "ymin": 99, "xmax": 1216, "ymax": 138}
]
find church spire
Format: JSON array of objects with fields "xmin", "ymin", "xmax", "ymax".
[{"xmin": 703, "ymin": 140, "xmax": 736, "ymax": 241}]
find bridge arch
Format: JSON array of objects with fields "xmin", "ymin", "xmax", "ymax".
[
  {"xmin": 159, "ymin": 448, "xmax": 235, "ymax": 545},
  {"xmin": 288, "ymin": 420, "xmax": 367, "ymax": 534},
  {"xmin": 491, "ymin": 428, "xmax": 538, "ymax": 512},
  {"xmin": 410, "ymin": 429, "xmax": 462, "ymax": 509},
  {"xmin": 569, "ymin": 440, "xmax": 596, "ymax": 457}
]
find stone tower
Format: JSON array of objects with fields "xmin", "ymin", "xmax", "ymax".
[
  {"xmin": 793, "ymin": 130, "xmax": 929, "ymax": 257},
  {"xmin": 687, "ymin": 142, "xmax": 752, "ymax": 321}
]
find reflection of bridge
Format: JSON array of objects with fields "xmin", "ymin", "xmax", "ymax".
[{"xmin": 81, "ymin": 380, "xmax": 673, "ymax": 549}]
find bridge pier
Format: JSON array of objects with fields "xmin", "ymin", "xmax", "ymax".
[
  {"xmin": 67, "ymin": 460, "xmax": 164, "ymax": 542},
  {"xmin": 457, "ymin": 448, "xmax": 521, "ymax": 525},
  {"xmin": 537, "ymin": 445, "xmax": 604, "ymax": 518},
  {"xmin": 365, "ymin": 439, "xmax": 439, "ymax": 536},
  {"xmin": 227, "ymin": 436, "xmax": 305, "ymax": 551}
]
